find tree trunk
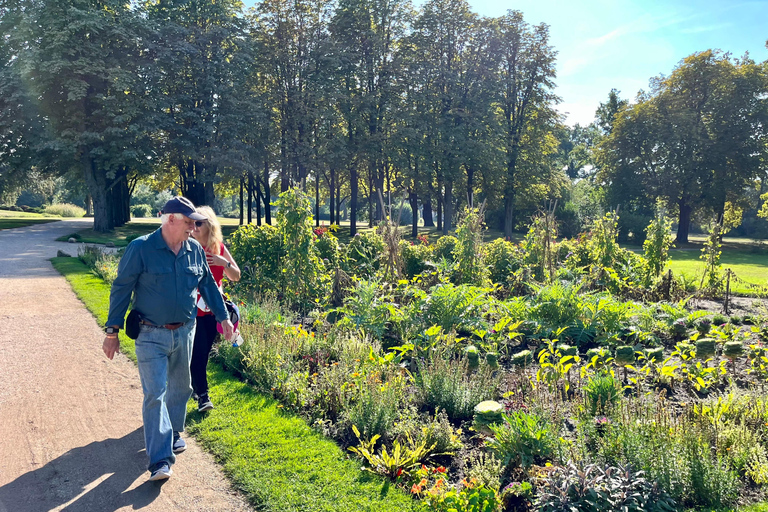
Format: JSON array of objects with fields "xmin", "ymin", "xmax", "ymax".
[
  {"xmin": 329, "ymin": 169, "xmax": 336, "ymax": 225},
  {"xmin": 423, "ymin": 195, "xmax": 434, "ymax": 227},
  {"xmin": 466, "ymin": 165, "xmax": 474, "ymax": 208},
  {"xmin": 350, "ymin": 166, "xmax": 358, "ymax": 237},
  {"xmin": 263, "ymin": 158, "xmax": 272, "ymax": 225},
  {"xmin": 255, "ymin": 176, "xmax": 262, "ymax": 226},
  {"xmin": 247, "ymin": 171, "xmax": 253, "ymax": 224},
  {"xmin": 676, "ymin": 199, "xmax": 692, "ymax": 244},
  {"xmin": 409, "ymin": 191, "xmax": 419, "ymax": 239},
  {"xmin": 436, "ymin": 193, "xmax": 443, "ymax": 232},
  {"xmin": 443, "ymin": 182, "xmax": 453, "ymax": 235},
  {"xmin": 203, "ymin": 180, "xmax": 215, "ymax": 209},
  {"xmin": 315, "ymin": 171, "xmax": 320, "ymax": 226},
  {"xmin": 239, "ymin": 176, "xmax": 244, "ymax": 225},
  {"xmin": 83, "ymin": 157, "xmax": 111, "ymax": 233},
  {"xmin": 85, "ymin": 194, "xmax": 93, "ymax": 217}
]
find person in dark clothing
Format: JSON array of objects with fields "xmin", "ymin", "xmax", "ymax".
[{"xmin": 190, "ymin": 205, "xmax": 241, "ymax": 412}]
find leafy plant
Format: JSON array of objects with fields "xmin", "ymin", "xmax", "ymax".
[
  {"xmin": 453, "ymin": 206, "xmax": 488, "ymax": 285},
  {"xmin": 643, "ymin": 202, "xmax": 675, "ymax": 283},
  {"xmin": 486, "ymin": 410, "xmax": 558, "ymax": 468},
  {"xmin": 415, "ymin": 356, "xmax": 500, "ymax": 422},
  {"xmin": 584, "ymin": 370, "xmax": 622, "ymax": 416},
  {"xmin": 537, "ymin": 334, "xmax": 579, "ymax": 396},
  {"xmin": 534, "ymin": 461, "xmax": 676, "ymax": 512},
  {"xmin": 348, "ymin": 425, "xmax": 435, "ymax": 479}
]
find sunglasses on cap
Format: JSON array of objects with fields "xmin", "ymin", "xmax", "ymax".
[{"xmin": 194, "ymin": 220, "xmax": 207, "ymax": 227}]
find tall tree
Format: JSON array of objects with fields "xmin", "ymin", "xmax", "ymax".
[{"xmin": 492, "ymin": 11, "xmax": 558, "ymax": 238}]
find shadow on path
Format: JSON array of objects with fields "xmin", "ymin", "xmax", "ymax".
[{"xmin": 0, "ymin": 428, "xmax": 162, "ymax": 512}]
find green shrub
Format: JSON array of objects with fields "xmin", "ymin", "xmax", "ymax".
[
  {"xmin": 483, "ymin": 238, "xmax": 523, "ymax": 285},
  {"xmin": 399, "ymin": 240, "xmax": 431, "ymax": 278},
  {"xmin": 77, "ymin": 245, "xmax": 119, "ymax": 284},
  {"xmin": 421, "ymin": 283, "xmax": 491, "ymax": 334},
  {"xmin": 415, "ymin": 356, "xmax": 499, "ymax": 422},
  {"xmin": 130, "ymin": 204, "xmax": 153, "ymax": 218},
  {"xmin": 344, "ymin": 368, "xmax": 407, "ymax": 440},
  {"xmin": 229, "ymin": 224, "xmax": 283, "ymax": 298},
  {"xmin": 486, "ymin": 410, "xmax": 558, "ymax": 468},
  {"xmin": 433, "ymin": 235, "xmax": 458, "ymax": 262},
  {"xmin": 711, "ymin": 313, "xmax": 728, "ymax": 326},
  {"xmin": 453, "ymin": 207, "xmax": 487, "ymax": 285},
  {"xmin": 345, "ymin": 231, "xmax": 385, "ymax": 278},
  {"xmin": 275, "ymin": 188, "xmax": 329, "ymax": 311},
  {"xmin": 44, "ymin": 203, "xmax": 85, "ymax": 217},
  {"xmin": 336, "ymin": 279, "xmax": 391, "ymax": 340},
  {"xmin": 584, "ymin": 370, "xmax": 621, "ymax": 416},
  {"xmin": 316, "ymin": 232, "xmax": 342, "ymax": 268}
]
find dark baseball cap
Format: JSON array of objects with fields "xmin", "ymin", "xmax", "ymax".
[{"xmin": 160, "ymin": 197, "xmax": 207, "ymax": 221}]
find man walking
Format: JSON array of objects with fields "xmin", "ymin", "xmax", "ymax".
[{"xmin": 102, "ymin": 197, "xmax": 234, "ymax": 481}]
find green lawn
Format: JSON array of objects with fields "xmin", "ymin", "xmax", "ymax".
[
  {"xmin": 50, "ymin": 256, "xmax": 419, "ymax": 512},
  {"xmin": 0, "ymin": 218, "xmax": 60, "ymax": 230},
  {"xmin": 0, "ymin": 209, "xmax": 61, "ymax": 230},
  {"xmin": 665, "ymin": 248, "xmax": 768, "ymax": 295}
]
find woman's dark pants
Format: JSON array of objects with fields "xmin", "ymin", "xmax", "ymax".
[{"xmin": 190, "ymin": 314, "xmax": 218, "ymax": 397}]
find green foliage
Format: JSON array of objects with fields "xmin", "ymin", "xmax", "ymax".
[
  {"xmin": 415, "ymin": 356, "xmax": 499, "ymax": 422},
  {"xmin": 482, "ymin": 238, "xmax": 524, "ymax": 286},
  {"xmin": 348, "ymin": 425, "xmax": 435, "ymax": 479},
  {"xmin": 316, "ymin": 232, "xmax": 343, "ymax": 268},
  {"xmin": 523, "ymin": 210, "xmax": 558, "ymax": 281},
  {"xmin": 337, "ymin": 279, "xmax": 393, "ymax": 340},
  {"xmin": 130, "ymin": 204, "xmax": 153, "ymax": 218},
  {"xmin": 399, "ymin": 240, "xmax": 432, "ymax": 278},
  {"xmin": 588, "ymin": 211, "xmax": 621, "ymax": 268},
  {"xmin": 43, "ymin": 203, "xmax": 85, "ymax": 217},
  {"xmin": 453, "ymin": 207, "xmax": 487, "ymax": 285},
  {"xmin": 643, "ymin": 204, "xmax": 675, "ymax": 281},
  {"xmin": 346, "ymin": 231, "xmax": 386, "ymax": 278},
  {"xmin": 700, "ymin": 220, "xmax": 723, "ymax": 291},
  {"xmin": 486, "ymin": 409, "xmax": 558, "ymax": 468},
  {"xmin": 345, "ymin": 369, "xmax": 408, "ymax": 440},
  {"xmin": 421, "ymin": 480, "xmax": 501, "ymax": 512},
  {"xmin": 229, "ymin": 224, "xmax": 283, "ymax": 298},
  {"xmin": 584, "ymin": 370, "xmax": 621, "ymax": 416},
  {"xmin": 433, "ymin": 236, "xmax": 458, "ymax": 262},
  {"xmin": 275, "ymin": 188, "xmax": 329, "ymax": 311},
  {"xmin": 421, "ymin": 283, "xmax": 491, "ymax": 334},
  {"xmin": 77, "ymin": 245, "xmax": 119, "ymax": 284},
  {"xmin": 534, "ymin": 462, "xmax": 676, "ymax": 512}
]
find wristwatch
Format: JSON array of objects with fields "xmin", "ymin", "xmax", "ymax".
[
  {"xmin": 226, "ymin": 261, "xmax": 232, "ymax": 269},
  {"xmin": 105, "ymin": 326, "xmax": 119, "ymax": 335}
]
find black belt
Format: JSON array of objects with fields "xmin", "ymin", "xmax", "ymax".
[{"xmin": 140, "ymin": 320, "xmax": 185, "ymax": 331}]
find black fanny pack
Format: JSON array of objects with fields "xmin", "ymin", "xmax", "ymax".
[{"xmin": 125, "ymin": 309, "xmax": 143, "ymax": 340}]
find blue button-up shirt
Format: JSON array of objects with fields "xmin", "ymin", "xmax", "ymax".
[{"xmin": 107, "ymin": 228, "xmax": 228, "ymax": 328}]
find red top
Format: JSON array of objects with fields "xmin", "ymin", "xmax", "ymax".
[{"xmin": 197, "ymin": 243, "xmax": 225, "ymax": 317}]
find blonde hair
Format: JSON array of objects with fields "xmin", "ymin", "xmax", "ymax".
[{"xmin": 194, "ymin": 205, "xmax": 223, "ymax": 255}]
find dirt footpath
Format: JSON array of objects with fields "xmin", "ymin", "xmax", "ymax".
[{"xmin": 0, "ymin": 219, "xmax": 251, "ymax": 512}]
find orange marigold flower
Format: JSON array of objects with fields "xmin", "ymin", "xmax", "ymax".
[
  {"xmin": 411, "ymin": 484, "xmax": 422, "ymax": 494},
  {"xmin": 436, "ymin": 466, "xmax": 446, "ymax": 473}
]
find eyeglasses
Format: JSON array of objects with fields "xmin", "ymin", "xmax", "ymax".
[{"xmin": 195, "ymin": 220, "xmax": 207, "ymax": 227}]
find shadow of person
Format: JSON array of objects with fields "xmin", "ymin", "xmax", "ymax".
[{"xmin": 0, "ymin": 427, "xmax": 164, "ymax": 512}]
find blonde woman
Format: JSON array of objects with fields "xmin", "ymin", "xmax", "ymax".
[{"xmin": 190, "ymin": 206, "xmax": 241, "ymax": 411}]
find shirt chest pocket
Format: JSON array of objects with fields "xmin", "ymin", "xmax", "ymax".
[
  {"xmin": 185, "ymin": 265, "xmax": 204, "ymax": 288},
  {"xmin": 145, "ymin": 265, "xmax": 174, "ymax": 286}
]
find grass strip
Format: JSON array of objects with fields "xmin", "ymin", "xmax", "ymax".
[
  {"xmin": 186, "ymin": 366, "xmax": 420, "ymax": 512},
  {"xmin": 0, "ymin": 218, "xmax": 60, "ymax": 230},
  {"xmin": 50, "ymin": 256, "xmax": 419, "ymax": 512}
]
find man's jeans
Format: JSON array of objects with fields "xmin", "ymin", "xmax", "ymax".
[{"xmin": 135, "ymin": 319, "xmax": 196, "ymax": 471}]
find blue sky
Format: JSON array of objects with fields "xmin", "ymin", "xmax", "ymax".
[
  {"xmin": 242, "ymin": 0, "xmax": 768, "ymax": 127},
  {"xmin": 453, "ymin": 0, "xmax": 768, "ymax": 126}
]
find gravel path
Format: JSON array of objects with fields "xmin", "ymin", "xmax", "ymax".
[{"xmin": 0, "ymin": 220, "xmax": 251, "ymax": 512}]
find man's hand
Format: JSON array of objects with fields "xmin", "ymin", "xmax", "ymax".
[
  {"xmin": 103, "ymin": 336, "xmax": 120, "ymax": 360},
  {"xmin": 221, "ymin": 319, "xmax": 235, "ymax": 341}
]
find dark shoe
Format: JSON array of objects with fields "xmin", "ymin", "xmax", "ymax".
[
  {"xmin": 149, "ymin": 461, "xmax": 172, "ymax": 481},
  {"xmin": 197, "ymin": 394, "xmax": 214, "ymax": 412},
  {"xmin": 172, "ymin": 432, "xmax": 186, "ymax": 454}
]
